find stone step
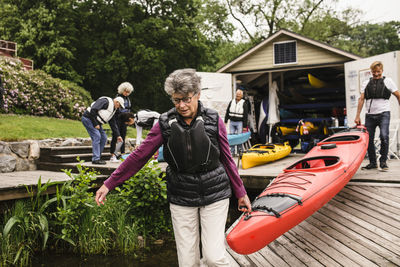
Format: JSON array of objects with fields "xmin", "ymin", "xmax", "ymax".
[
  {"xmin": 39, "ymin": 153, "xmax": 111, "ymax": 163},
  {"xmin": 37, "ymin": 162, "xmax": 117, "ymax": 175},
  {"xmin": 40, "ymin": 146, "xmax": 111, "ymax": 155}
]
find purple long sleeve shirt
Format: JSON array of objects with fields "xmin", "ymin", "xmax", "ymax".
[{"xmin": 104, "ymin": 117, "xmax": 247, "ymax": 199}]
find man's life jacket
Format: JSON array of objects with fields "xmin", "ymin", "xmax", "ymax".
[
  {"xmin": 87, "ymin": 97, "xmax": 116, "ymax": 124},
  {"xmin": 229, "ymin": 99, "xmax": 245, "ymax": 119},
  {"xmin": 365, "ymin": 77, "xmax": 391, "ymax": 100}
]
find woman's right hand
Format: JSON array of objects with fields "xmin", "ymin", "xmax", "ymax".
[{"xmin": 95, "ymin": 184, "xmax": 109, "ymax": 206}]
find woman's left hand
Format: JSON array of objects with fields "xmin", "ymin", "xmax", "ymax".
[{"xmin": 238, "ymin": 194, "xmax": 252, "ymax": 213}]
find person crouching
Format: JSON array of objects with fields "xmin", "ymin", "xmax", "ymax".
[{"xmin": 81, "ymin": 96, "xmax": 125, "ymax": 164}]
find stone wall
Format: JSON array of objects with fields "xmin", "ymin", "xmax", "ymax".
[
  {"xmin": 0, "ymin": 141, "xmax": 40, "ymax": 173},
  {"xmin": 0, "ymin": 138, "xmax": 137, "ymax": 173}
]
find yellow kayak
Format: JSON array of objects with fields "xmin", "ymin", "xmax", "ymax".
[
  {"xmin": 276, "ymin": 122, "xmax": 328, "ymax": 136},
  {"xmin": 308, "ymin": 73, "xmax": 327, "ymax": 88},
  {"xmin": 241, "ymin": 142, "xmax": 292, "ymax": 169},
  {"xmin": 276, "ymin": 126, "xmax": 297, "ymax": 135}
]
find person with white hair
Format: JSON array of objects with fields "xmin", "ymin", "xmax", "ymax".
[
  {"xmin": 95, "ymin": 68, "xmax": 251, "ymax": 266},
  {"xmin": 110, "ymin": 82, "xmax": 134, "ymax": 162},
  {"xmin": 82, "ymin": 96, "xmax": 125, "ymax": 164}
]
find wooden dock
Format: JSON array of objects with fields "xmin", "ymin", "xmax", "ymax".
[
  {"xmin": 1, "ymin": 156, "xmax": 400, "ymax": 266},
  {"xmin": 226, "ymin": 183, "xmax": 400, "ymax": 266}
]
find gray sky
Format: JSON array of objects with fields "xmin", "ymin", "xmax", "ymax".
[{"xmin": 338, "ymin": 0, "xmax": 400, "ymax": 23}]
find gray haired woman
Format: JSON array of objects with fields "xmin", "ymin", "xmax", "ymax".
[
  {"xmin": 110, "ymin": 82, "xmax": 134, "ymax": 162},
  {"xmin": 95, "ymin": 69, "xmax": 251, "ymax": 266}
]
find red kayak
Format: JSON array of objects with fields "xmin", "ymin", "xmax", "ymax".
[{"xmin": 226, "ymin": 125, "xmax": 368, "ymax": 255}]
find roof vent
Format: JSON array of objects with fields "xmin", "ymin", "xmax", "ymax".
[{"xmin": 274, "ymin": 41, "xmax": 297, "ymax": 65}]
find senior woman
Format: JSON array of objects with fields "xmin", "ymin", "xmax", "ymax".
[
  {"xmin": 95, "ymin": 68, "xmax": 251, "ymax": 267},
  {"xmin": 110, "ymin": 82, "xmax": 134, "ymax": 162}
]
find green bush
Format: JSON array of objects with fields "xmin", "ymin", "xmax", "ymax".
[
  {"xmin": 0, "ymin": 160, "xmax": 172, "ymax": 266},
  {"xmin": 0, "ymin": 57, "xmax": 92, "ymax": 119},
  {"xmin": 116, "ymin": 159, "xmax": 171, "ymax": 239}
]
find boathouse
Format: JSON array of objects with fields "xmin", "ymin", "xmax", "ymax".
[{"xmin": 216, "ymin": 29, "xmax": 361, "ymax": 145}]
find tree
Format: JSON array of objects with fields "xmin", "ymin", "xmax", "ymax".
[
  {"xmin": 0, "ymin": 0, "xmax": 82, "ymax": 83},
  {"xmin": 0, "ymin": 0, "xmax": 234, "ymax": 112},
  {"xmin": 335, "ymin": 21, "xmax": 400, "ymax": 57},
  {"xmin": 225, "ymin": 0, "xmax": 333, "ymax": 41}
]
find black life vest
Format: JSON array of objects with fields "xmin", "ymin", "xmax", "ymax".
[
  {"xmin": 158, "ymin": 102, "xmax": 232, "ymax": 206},
  {"xmin": 365, "ymin": 77, "xmax": 391, "ymax": 100}
]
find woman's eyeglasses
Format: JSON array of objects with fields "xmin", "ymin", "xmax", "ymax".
[{"xmin": 171, "ymin": 92, "xmax": 198, "ymax": 105}]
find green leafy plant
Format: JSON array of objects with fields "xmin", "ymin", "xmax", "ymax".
[
  {"xmin": 116, "ymin": 160, "xmax": 171, "ymax": 239},
  {"xmin": 51, "ymin": 162, "xmax": 98, "ymax": 248},
  {"xmin": 1, "ymin": 177, "xmax": 58, "ymax": 265}
]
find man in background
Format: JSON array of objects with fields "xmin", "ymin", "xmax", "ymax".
[
  {"xmin": 355, "ymin": 61, "xmax": 400, "ymax": 171},
  {"xmin": 224, "ymin": 89, "xmax": 248, "ymax": 134}
]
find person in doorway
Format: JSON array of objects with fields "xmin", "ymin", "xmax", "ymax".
[
  {"xmin": 355, "ymin": 61, "xmax": 400, "ymax": 171},
  {"xmin": 225, "ymin": 89, "xmax": 249, "ymax": 155},
  {"xmin": 224, "ymin": 89, "xmax": 248, "ymax": 134},
  {"xmin": 134, "ymin": 109, "xmax": 161, "ymax": 147},
  {"xmin": 110, "ymin": 82, "xmax": 134, "ymax": 162},
  {"xmin": 82, "ymin": 96, "xmax": 125, "ymax": 165},
  {"xmin": 95, "ymin": 68, "xmax": 251, "ymax": 267}
]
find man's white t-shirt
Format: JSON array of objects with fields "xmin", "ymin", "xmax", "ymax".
[{"xmin": 361, "ymin": 77, "xmax": 398, "ymax": 114}]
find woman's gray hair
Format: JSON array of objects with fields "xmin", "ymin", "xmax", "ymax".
[
  {"xmin": 164, "ymin": 68, "xmax": 201, "ymax": 96},
  {"xmin": 117, "ymin": 82, "xmax": 134, "ymax": 95}
]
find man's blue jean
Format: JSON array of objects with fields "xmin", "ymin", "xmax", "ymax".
[
  {"xmin": 229, "ymin": 121, "xmax": 243, "ymax": 155},
  {"xmin": 82, "ymin": 116, "xmax": 107, "ymax": 161},
  {"xmin": 229, "ymin": 121, "xmax": 243, "ymax": 135},
  {"xmin": 365, "ymin": 111, "xmax": 390, "ymax": 164}
]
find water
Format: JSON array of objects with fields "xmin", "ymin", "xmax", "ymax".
[{"xmin": 32, "ymin": 242, "xmax": 179, "ymax": 267}]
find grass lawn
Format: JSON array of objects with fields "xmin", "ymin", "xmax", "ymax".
[{"xmin": 0, "ymin": 114, "xmax": 137, "ymax": 141}]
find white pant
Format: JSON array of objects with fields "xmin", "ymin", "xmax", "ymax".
[{"xmin": 170, "ymin": 199, "xmax": 230, "ymax": 267}]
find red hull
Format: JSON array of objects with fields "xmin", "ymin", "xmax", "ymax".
[{"xmin": 226, "ymin": 126, "xmax": 368, "ymax": 255}]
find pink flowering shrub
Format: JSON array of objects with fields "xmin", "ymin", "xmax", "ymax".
[{"xmin": 0, "ymin": 58, "xmax": 92, "ymax": 120}]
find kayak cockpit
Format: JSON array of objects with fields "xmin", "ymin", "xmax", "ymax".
[{"xmin": 286, "ymin": 156, "xmax": 340, "ymax": 171}]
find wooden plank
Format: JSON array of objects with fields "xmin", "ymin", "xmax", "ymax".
[
  {"xmin": 267, "ymin": 239, "xmax": 304, "ymax": 266},
  {"xmin": 324, "ymin": 202, "xmax": 400, "ymax": 245},
  {"xmin": 225, "ymin": 245, "xmax": 254, "ymax": 267},
  {"xmin": 329, "ymin": 198, "xmax": 400, "ymax": 236},
  {"xmin": 307, "ymin": 213, "xmax": 393, "ymax": 266},
  {"xmin": 256, "ymin": 244, "xmax": 289, "ymax": 267},
  {"xmin": 321, "ymin": 203, "xmax": 400, "ymax": 256},
  {"xmin": 300, "ymin": 220, "xmax": 378, "ymax": 266},
  {"xmin": 246, "ymin": 249, "xmax": 275, "ymax": 267},
  {"xmin": 283, "ymin": 231, "xmax": 341, "ymax": 267},
  {"xmin": 346, "ymin": 186, "xmax": 400, "ymax": 209},
  {"xmin": 226, "ymin": 250, "xmax": 241, "ymax": 267},
  {"xmin": 357, "ymin": 185, "xmax": 400, "ymax": 204},
  {"xmin": 371, "ymin": 185, "xmax": 400, "ymax": 196},
  {"xmin": 341, "ymin": 186, "xmax": 400, "ymax": 215},
  {"xmin": 339, "ymin": 188, "xmax": 400, "ymax": 219},
  {"xmin": 274, "ymin": 234, "xmax": 324, "ymax": 267},
  {"xmin": 333, "ymin": 194, "xmax": 400, "ymax": 230},
  {"xmin": 290, "ymin": 222, "xmax": 359, "ymax": 266},
  {"xmin": 315, "ymin": 208, "xmax": 400, "ymax": 265},
  {"xmin": 347, "ymin": 182, "xmax": 400, "ymax": 188}
]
